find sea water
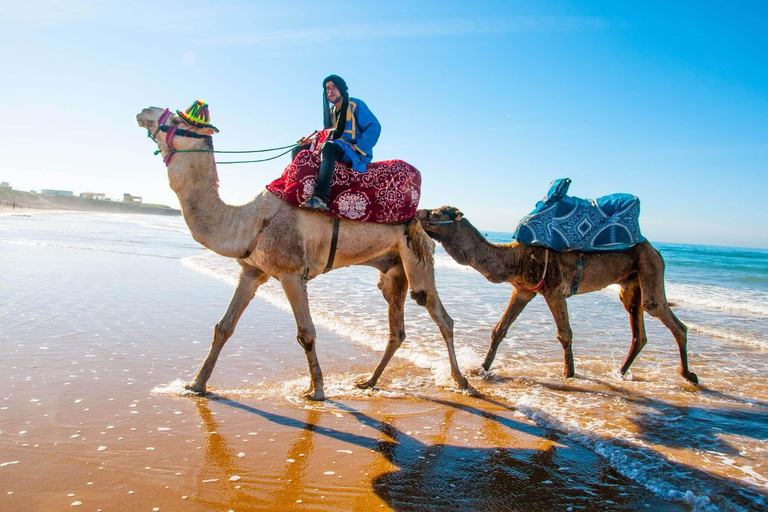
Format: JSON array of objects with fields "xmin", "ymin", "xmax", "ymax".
[{"xmin": 2, "ymin": 212, "xmax": 767, "ymax": 511}]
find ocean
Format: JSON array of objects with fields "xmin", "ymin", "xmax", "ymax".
[{"xmin": 2, "ymin": 211, "xmax": 767, "ymax": 511}]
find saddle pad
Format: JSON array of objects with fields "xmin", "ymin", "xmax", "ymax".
[
  {"xmin": 512, "ymin": 178, "xmax": 646, "ymax": 252},
  {"xmin": 266, "ymin": 149, "xmax": 421, "ymax": 223}
]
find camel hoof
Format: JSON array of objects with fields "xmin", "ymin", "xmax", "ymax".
[
  {"xmin": 467, "ymin": 367, "xmax": 486, "ymax": 377},
  {"xmin": 184, "ymin": 383, "xmax": 207, "ymax": 395},
  {"xmin": 455, "ymin": 375, "xmax": 469, "ymax": 390},
  {"xmin": 304, "ymin": 390, "xmax": 326, "ymax": 401},
  {"xmin": 354, "ymin": 379, "xmax": 375, "ymax": 390},
  {"xmin": 683, "ymin": 371, "xmax": 699, "ymax": 385}
]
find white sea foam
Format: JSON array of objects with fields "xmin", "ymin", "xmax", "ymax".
[
  {"xmin": 687, "ymin": 322, "xmax": 768, "ymax": 350},
  {"xmin": 665, "ymin": 283, "xmax": 768, "ymax": 316}
]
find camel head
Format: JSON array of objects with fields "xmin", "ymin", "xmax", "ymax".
[
  {"xmin": 415, "ymin": 206, "xmax": 464, "ymax": 242},
  {"xmin": 136, "ymin": 106, "xmax": 218, "ymax": 191},
  {"xmin": 136, "ymin": 106, "xmax": 217, "ymax": 146}
]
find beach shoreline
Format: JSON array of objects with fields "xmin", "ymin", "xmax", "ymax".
[
  {"xmin": 2, "ymin": 211, "xmax": 767, "ymax": 511},
  {"xmin": 0, "ymin": 215, "xmax": 689, "ymax": 512}
]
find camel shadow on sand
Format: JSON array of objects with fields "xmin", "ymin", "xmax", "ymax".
[
  {"xmin": 485, "ymin": 376, "xmax": 768, "ymax": 510},
  {"xmin": 193, "ymin": 393, "xmax": 693, "ymax": 511}
]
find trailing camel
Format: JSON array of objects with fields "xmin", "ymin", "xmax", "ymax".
[
  {"xmin": 136, "ymin": 106, "xmax": 468, "ymax": 400},
  {"xmin": 416, "ymin": 206, "xmax": 698, "ymax": 384}
]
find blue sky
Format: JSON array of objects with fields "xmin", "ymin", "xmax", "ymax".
[{"xmin": 2, "ymin": 1, "xmax": 766, "ymax": 247}]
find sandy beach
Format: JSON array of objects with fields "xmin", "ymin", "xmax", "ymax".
[
  {"xmin": 2, "ymin": 211, "xmax": 767, "ymax": 511},
  {"xmin": 0, "ymin": 212, "xmax": 694, "ymax": 512}
]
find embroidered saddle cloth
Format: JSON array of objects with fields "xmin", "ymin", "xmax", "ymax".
[
  {"xmin": 266, "ymin": 149, "xmax": 421, "ymax": 223},
  {"xmin": 512, "ymin": 178, "xmax": 645, "ymax": 252}
]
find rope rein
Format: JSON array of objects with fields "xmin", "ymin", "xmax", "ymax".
[
  {"xmin": 148, "ymin": 110, "xmax": 299, "ymax": 165},
  {"xmin": 155, "ymin": 144, "xmax": 298, "ymax": 165}
]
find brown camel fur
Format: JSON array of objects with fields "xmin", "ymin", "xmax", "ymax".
[
  {"xmin": 416, "ymin": 206, "xmax": 698, "ymax": 384},
  {"xmin": 136, "ymin": 107, "xmax": 468, "ymax": 400}
]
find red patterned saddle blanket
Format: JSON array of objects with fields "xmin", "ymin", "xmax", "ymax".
[{"xmin": 266, "ymin": 149, "xmax": 422, "ymax": 223}]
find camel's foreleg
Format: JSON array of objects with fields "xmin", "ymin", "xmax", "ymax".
[
  {"xmin": 356, "ymin": 265, "xmax": 408, "ymax": 390},
  {"xmin": 544, "ymin": 294, "xmax": 575, "ymax": 378},
  {"xmin": 619, "ymin": 281, "xmax": 648, "ymax": 376},
  {"xmin": 280, "ymin": 274, "xmax": 325, "ymax": 400},
  {"xmin": 188, "ymin": 266, "xmax": 269, "ymax": 395},
  {"xmin": 482, "ymin": 288, "xmax": 536, "ymax": 371}
]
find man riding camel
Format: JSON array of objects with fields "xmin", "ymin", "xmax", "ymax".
[{"xmin": 298, "ymin": 75, "xmax": 381, "ymax": 211}]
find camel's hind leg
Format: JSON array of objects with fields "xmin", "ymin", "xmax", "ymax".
[
  {"xmin": 638, "ymin": 249, "xmax": 699, "ymax": 384},
  {"xmin": 543, "ymin": 294, "xmax": 575, "ymax": 378},
  {"xmin": 400, "ymin": 223, "xmax": 468, "ymax": 389},
  {"xmin": 619, "ymin": 280, "xmax": 648, "ymax": 376},
  {"xmin": 188, "ymin": 265, "xmax": 269, "ymax": 394},
  {"xmin": 640, "ymin": 280, "xmax": 698, "ymax": 384},
  {"xmin": 482, "ymin": 288, "xmax": 536, "ymax": 371},
  {"xmin": 356, "ymin": 264, "xmax": 408, "ymax": 389},
  {"xmin": 280, "ymin": 274, "xmax": 325, "ymax": 400}
]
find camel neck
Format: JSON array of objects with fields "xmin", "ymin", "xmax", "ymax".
[
  {"xmin": 441, "ymin": 220, "xmax": 521, "ymax": 284},
  {"xmin": 169, "ymin": 152, "xmax": 259, "ymax": 259}
]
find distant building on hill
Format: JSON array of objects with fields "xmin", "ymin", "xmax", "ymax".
[
  {"xmin": 1, "ymin": 182, "xmax": 11, "ymax": 189},
  {"xmin": 42, "ymin": 189, "xmax": 74, "ymax": 196},
  {"xmin": 123, "ymin": 193, "xmax": 142, "ymax": 204},
  {"xmin": 80, "ymin": 192, "xmax": 106, "ymax": 200}
]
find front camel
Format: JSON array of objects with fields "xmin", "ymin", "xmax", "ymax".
[
  {"xmin": 417, "ymin": 206, "xmax": 698, "ymax": 384},
  {"xmin": 136, "ymin": 105, "xmax": 468, "ymax": 400}
]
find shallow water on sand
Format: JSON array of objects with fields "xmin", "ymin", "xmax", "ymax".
[{"xmin": 2, "ymin": 212, "xmax": 767, "ymax": 511}]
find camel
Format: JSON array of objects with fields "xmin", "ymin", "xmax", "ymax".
[
  {"xmin": 416, "ymin": 206, "xmax": 698, "ymax": 384},
  {"xmin": 136, "ymin": 106, "xmax": 468, "ymax": 400}
]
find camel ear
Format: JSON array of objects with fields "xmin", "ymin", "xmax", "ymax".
[
  {"xmin": 197, "ymin": 127, "xmax": 217, "ymax": 136},
  {"xmin": 455, "ymin": 214, "xmax": 462, "ymax": 222}
]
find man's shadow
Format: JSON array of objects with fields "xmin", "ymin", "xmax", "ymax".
[{"xmin": 194, "ymin": 394, "xmax": 692, "ymax": 511}]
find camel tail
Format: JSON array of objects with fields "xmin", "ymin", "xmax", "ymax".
[{"xmin": 405, "ymin": 219, "xmax": 435, "ymax": 266}]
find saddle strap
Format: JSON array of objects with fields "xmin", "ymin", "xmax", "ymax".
[
  {"xmin": 571, "ymin": 255, "xmax": 586, "ymax": 296},
  {"xmin": 324, "ymin": 217, "xmax": 341, "ymax": 273}
]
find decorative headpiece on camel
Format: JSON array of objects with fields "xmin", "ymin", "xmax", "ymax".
[{"xmin": 177, "ymin": 100, "xmax": 219, "ymax": 132}]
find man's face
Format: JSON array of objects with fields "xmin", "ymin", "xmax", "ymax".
[{"xmin": 325, "ymin": 82, "xmax": 342, "ymax": 104}]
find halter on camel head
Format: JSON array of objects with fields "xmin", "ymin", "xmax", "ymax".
[{"xmin": 146, "ymin": 100, "xmax": 218, "ymax": 165}]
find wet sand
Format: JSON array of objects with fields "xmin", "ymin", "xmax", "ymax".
[{"xmin": 0, "ymin": 236, "xmax": 692, "ymax": 511}]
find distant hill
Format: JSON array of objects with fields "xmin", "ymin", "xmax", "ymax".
[{"xmin": 0, "ymin": 189, "xmax": 181, "ymax": 216}]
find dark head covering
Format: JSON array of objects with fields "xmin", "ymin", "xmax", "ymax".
[{"xmin": 322, "ymin": 74, "xmax": 349, "ymax": 140}]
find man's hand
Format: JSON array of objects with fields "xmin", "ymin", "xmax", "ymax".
[{"xmin": 296, "ymin": 130, "xmax": 318, "ymax": 146}]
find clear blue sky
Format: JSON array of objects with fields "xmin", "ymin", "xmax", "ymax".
[{"xmin": 2, "ymin": 1, "xmax": 766, "ymax": 247}]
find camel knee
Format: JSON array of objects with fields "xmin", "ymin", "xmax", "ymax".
[
  {"xmin": 642, "ymin": 299, "xmax": 660, "ymax": 316},
  {"xmin": 410, "ymin": 289, "xmax": 428, "ymax": 306},
  {"xmin": 214, "ymin": 321, "xmax": 236, "ymax": 341},
  {"xmin": 388, "ymin": 330, "xmax": 406, "ymax": 350},
  {"xmin": 296, "ymin": 327, "xmax": 316, "ymax": 352},
  {"xmin": 557, "ymin": 329, "xmax": 573, "ymax": 349}
]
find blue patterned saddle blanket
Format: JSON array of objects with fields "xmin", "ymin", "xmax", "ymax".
[{"xmin": 512, "ymin": 178, "xmax": 645, "ymax": 252}]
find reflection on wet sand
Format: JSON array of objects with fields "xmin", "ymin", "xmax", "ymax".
[{"xmin": 191, "ymin": 393, "xmax": 687, "ymax": 511}]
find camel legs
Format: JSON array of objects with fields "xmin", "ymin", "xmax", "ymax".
[
  {"xmin": 356, "ymin": 265, "xmax": 409, "ymax": 389},
  {"xmin": 482, "ymin": 288, "xmax": 536, "ymax": 371},
  {"xmin": 280, "ymin": 274, "xmax": 325, "ymax": 400},
  {"xmin": 619, "ymin": 280, "xmax": 648, "ymax": 376},
  {"xmin": 543, "ymin": 294, "xmax": 575, "ymax": 378},
  {"xmin": 187, "ymin": 266, "xmax": 269, "ymax": 394},
  {"xmin": 639, "ymin": 279, "xmax": 699, "ymax": 384},
  {"xmin": 401, "ymin": 253, "xmax": 468, "ymax": 390}
]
